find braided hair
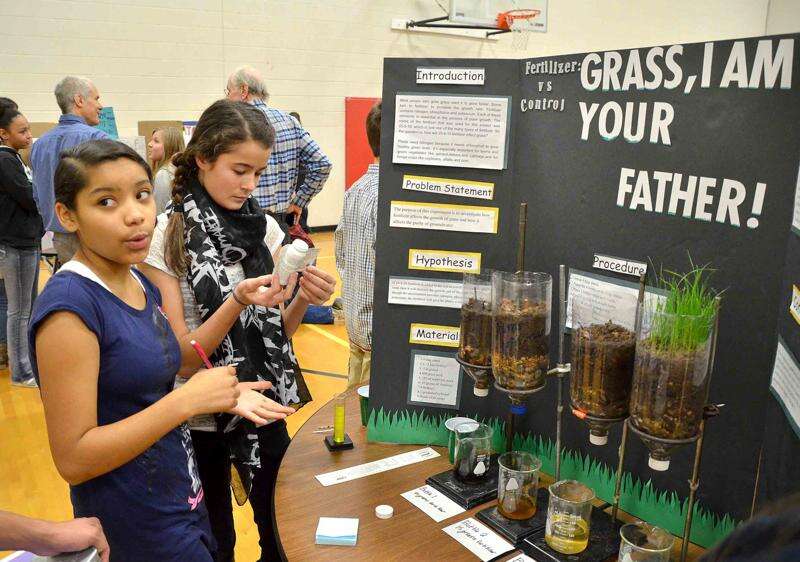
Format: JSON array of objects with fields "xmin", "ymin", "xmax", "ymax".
[{"xmin": 164, "ymin": 99, "xmax": 275, "ymax": 275}]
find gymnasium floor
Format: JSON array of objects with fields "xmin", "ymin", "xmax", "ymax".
[{"xmin": 0, "ymin": 231, "xmax": 348, "ymax": 560}]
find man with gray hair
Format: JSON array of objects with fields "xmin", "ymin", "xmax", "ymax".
[
  {"xmin": 31, "ymin": 76, "xmax": 108, "ymax": 264},
  {"xmin": 226, "ymin": 65, "xmax": 331, "ymax": 226}
]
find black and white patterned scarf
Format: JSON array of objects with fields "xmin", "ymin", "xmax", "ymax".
[{"xmin": 169, "ymin": 176, "xmax": 311, "ymax": 498}]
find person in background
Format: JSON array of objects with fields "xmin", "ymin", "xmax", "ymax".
[
  {"xmin": 335, "ymin": 101, "xmax": 381, "ymax": 388},
  {"xmin": 0, "ymin": 97, "xmax": 16, "ymax": 372},
  {"xmin": 0, "ymin": 510, "xmax": 110, "ymax": 562},
  {"xmin": 225, "ymin": 66, "xmax": 332, "ymax": 227},
  {"xmin": 31, "ymin": 76, "xmax": 108, "ymax": 265},
  {"xmin": 148, "ymin": 127, "xmax": 185, "ymax": 213},
  {"xmin": 287, "ymin": 111, "xmax": 310, "ymax": 232},
  {"xmin": 0, "ymin": 103, "xmax": 43, "ymax": 388}
]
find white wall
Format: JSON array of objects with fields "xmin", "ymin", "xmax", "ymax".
[
  {"xmin": 767, "ymin": 0, "xmax": 800, "ymax": 34},
  {"xmin": 1, "ymin": 0, "xmax": 795, "ymax": 226}
]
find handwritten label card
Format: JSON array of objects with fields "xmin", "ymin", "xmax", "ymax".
[
  {"xmin": 401, "ymin": 485, "xmax": 466, "ymax": 522},
  {"xmin": 506, "ymin": 555, "xmax": 537, "ymax": 562},
  {"xmin": 443, "ymin": 518, "xmax": 514, "ymax": 561}
]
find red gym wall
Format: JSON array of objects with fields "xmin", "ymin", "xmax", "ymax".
[{"xmin": 345, "ymin": 97, "xmax": 380, "ymax": 190}]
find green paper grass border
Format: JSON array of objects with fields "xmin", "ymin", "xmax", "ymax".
[{"xmin": 367, "ymin": 407, "xmax": 738, "ymax": 549}]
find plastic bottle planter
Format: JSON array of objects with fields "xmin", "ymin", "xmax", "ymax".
[
  {"xmin": 491, "ymin": 271, "xmax": 552, "ymax": 393},
  {"xmin": 570, "ymin": 301, "xmax": 636, "ymax": 445},
  {"xmin": 629, "ymin": 306, "xmax": 715, "ymax": 470},
  {"xmin": 458, "ymin": 272, "xmax": 494, "ymax": 396}
]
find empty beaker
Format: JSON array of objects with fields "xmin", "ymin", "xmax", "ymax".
[
  {"xmin": 545, "ymin": 480, "xmax": 595, "ymax": 554},
  {"xmin": 445, "ymin": 416, "xmax": 476, "ymax": 463},
  {"xmin": 497, "ymin": 451, "xmax": 542, "ymax": 520},
  {"xmin": 453, "ymin": 421, "xmax": 493, "ymax": 483},
  {"xmin": 618, "ymin": 521, "xmax": 674, "ymax": 562}
]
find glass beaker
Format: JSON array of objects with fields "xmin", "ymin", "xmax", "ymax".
[
  {"xmin": 445, "ymin": 416, "xmax": 477, "ymax": 463},
  {"xmin": 492, "ymin": 271, "xmax": 552, "ymax": 392},
  {"xmin": 453, "ymin": 421, "xmax": 493, "ymax": 483},
  {"xmin": 459, "ymin": 271, "xmax": 493, "ymax": 367},
  {"xmin": 497, "ymin": 451, "xmax": 542, "ymax": 520},
  {"xmin": 569, "ymin": 298, "xmax": 636, "ymax": 445},
  {"xmin": 618, "ymin": 521, "xmax": 674, "ymax": 562},
  {"xmin": 545, "ymin": 480, "xmax": 595, "ymax": 554}
]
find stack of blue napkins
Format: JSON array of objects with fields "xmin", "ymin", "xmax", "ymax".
[{"xmin": 315, "ymin": 517, "xmax": 359, "ymax": 546}]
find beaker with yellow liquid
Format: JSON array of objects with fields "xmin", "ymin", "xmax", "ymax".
[{"xmin": 545, "ymin": 480, "xmax": 595, "ymax": 554}]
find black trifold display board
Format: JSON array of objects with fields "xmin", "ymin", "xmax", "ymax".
[{"xmin": 368, "ymin": 34, "xmax": 800, "ymax": 547}]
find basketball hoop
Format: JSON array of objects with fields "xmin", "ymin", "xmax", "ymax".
[{"xmin": 497, "ymin": 9, "xmax": 540, "ymax": 50}]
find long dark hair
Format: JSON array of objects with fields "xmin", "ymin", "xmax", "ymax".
[{"xmin": 165, "ymin": 99, "xmax": 275, "ymax": 275}]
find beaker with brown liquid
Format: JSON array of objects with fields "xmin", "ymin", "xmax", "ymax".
[{"xmin": 497, "ymin": 451, "xmax": 541, "ymax": 520}]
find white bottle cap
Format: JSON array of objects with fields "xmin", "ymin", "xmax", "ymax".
[
  {"xmin": 474, "ymin": 386, "xmax": 489, "ymax": 397},
  {"xmin": 375, "ymin": 504, "xmax": 393, "ymax": 519},
  {"xmin": 589, "ymin": 433, "xmax": 608, "ymax": 446},
  {"xmin": 290, "ymin": 239, "xmax": 309, "ymax": 254},
  {"xmin": 648, "ymin": 456, "xmax": 670, "ymax": 471}
]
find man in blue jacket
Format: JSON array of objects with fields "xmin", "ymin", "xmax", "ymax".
[{"xmin": 31, "ymin": 76, "xmax": 108, "ymax": 264}]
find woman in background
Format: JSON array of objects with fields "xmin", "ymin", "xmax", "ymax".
[
  {"xmin": 0, "ymin": 97, "xmax": 18, "ymax": 373},
  {"xmin": 148, "ymin": 127, "xmax": 185, "ymax": 213},
  {"xmin": 0, "ymin": 103, "xmax": 43, "ymax": 387}
]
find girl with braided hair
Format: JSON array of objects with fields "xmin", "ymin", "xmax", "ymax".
[{"xmin": 140, "ymin": 99, "xmax": 335, "ymax": 562}]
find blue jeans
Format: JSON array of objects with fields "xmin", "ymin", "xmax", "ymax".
[
  {"xmin": 0, "ymin": 278, "xmax": 7, "ymax": 344},
  {"xmin": 0, "ymin": 245, "xmax": 40, "ymax": 381}
]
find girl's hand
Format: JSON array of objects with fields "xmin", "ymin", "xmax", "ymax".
[
  {"xmin": 230, "ymin": 381, "xmax": 295, "ymax": 426},
  {"xmin": 234, "ymin": 274, "xmax": 297, "ymax": 308},
  {"xmin": 177, "ymin": 365, "xmax": 239, "ymax": 417},
  {"xmin": 298, "ymin": 265, "xmax": 336, "ymax": 305}
]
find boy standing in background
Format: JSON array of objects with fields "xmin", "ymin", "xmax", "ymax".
[{"xmin": 335, "ymin": 102, "xmax": 381, "ymax": 387}]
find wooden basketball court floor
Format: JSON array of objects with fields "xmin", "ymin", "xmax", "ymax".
[{"xmin": 0, "ymin": 231, "xmax": 349, "ymax": 560}]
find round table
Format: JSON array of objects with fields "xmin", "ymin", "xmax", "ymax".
[{"xmin": 274, "ymin": 389, "xmax": 703, "ymax": 561}]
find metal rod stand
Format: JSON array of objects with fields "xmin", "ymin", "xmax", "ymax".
[
  {"xmin": 553, "ymin": 265, "xmax": 568, "ymax": 480},
  {"xmin": 611, "ymin": 274, "xmax": 643, "ymax": 523},
  {"xmin": 516, "ymin": 203, "xmax": 527, "ymax": 272},
  {"xmin": 681, "ymin": 404, "xmax": 720, "ymax": 562},
  {"xmin": 612, "ymin": 419, "xmax": 630, "ymax": 522}
]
